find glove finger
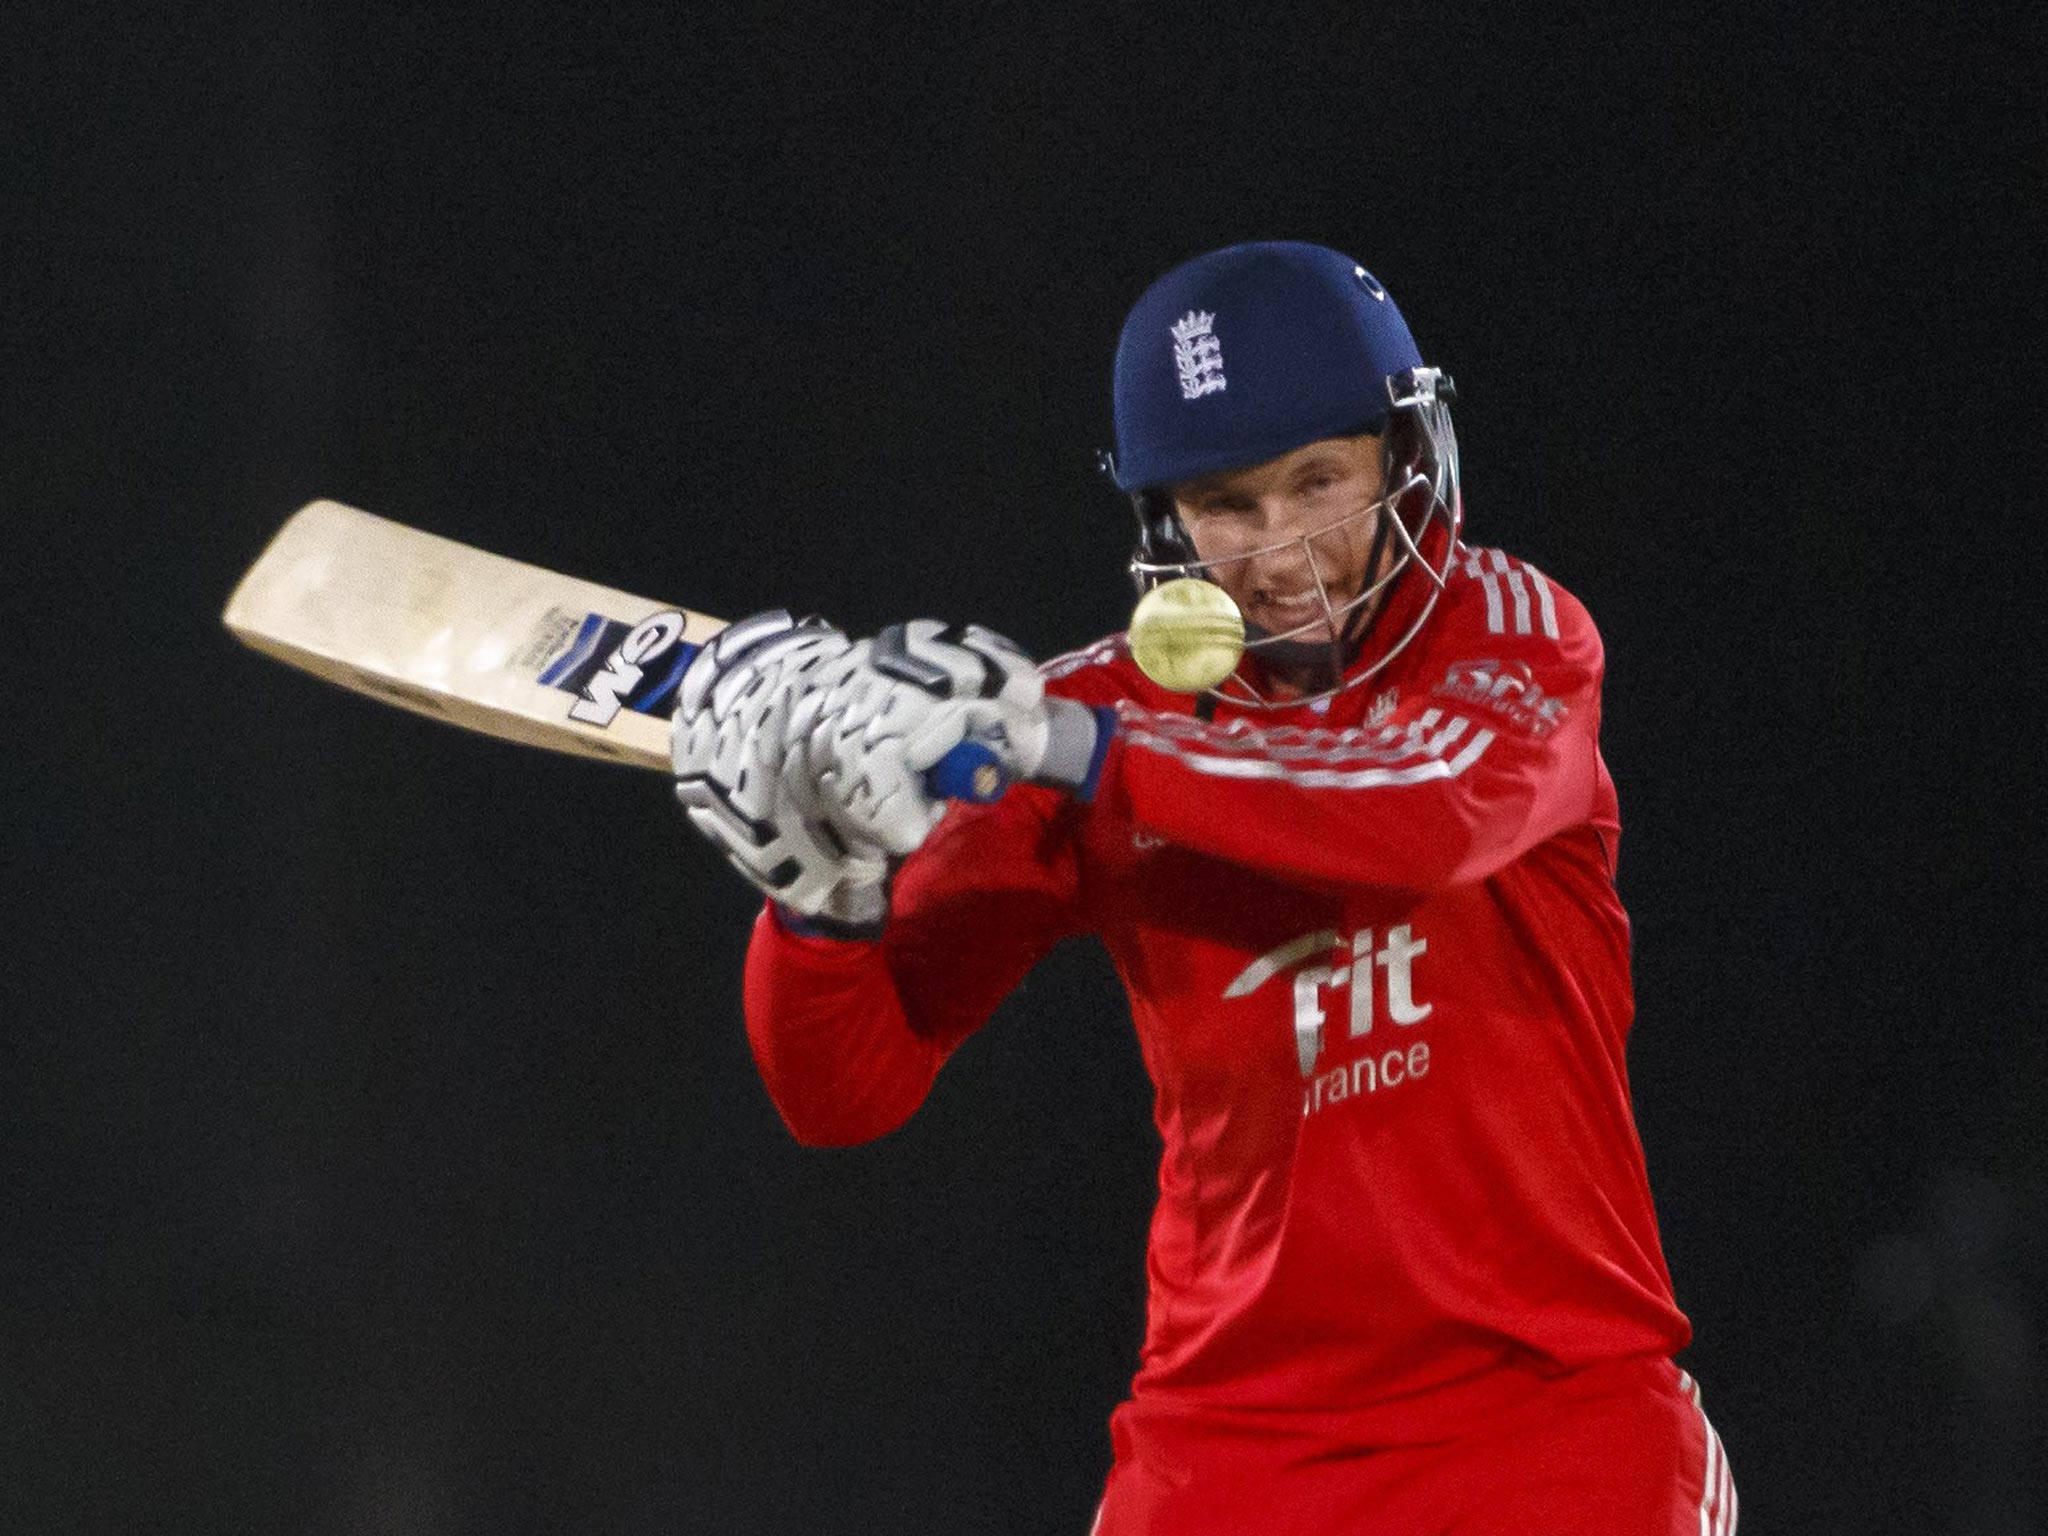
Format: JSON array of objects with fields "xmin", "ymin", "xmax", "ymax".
[
  {"xmin": 674, "ymin": 705, "xmax": 759, "ymax": 797},
  {"xmin": 838, "ymin": 847, "xmax": 890, "ymax": 888},
  {"xmin": 707, "ymin": 631, "xmax": 836, "ymax": 719},
  {"xmin": 684, "ymin": 784, "xmax": 865, "ymax": 914},
  {"xmin": 800, "ymin": 712, "xmax": 935, "ymax": 855},
  {"xmin": 823, "ymin": 768, "xmax": 941, "ymax": 857},
  {"xmin": 678, "ymin": 791, "xmax": 769, "ymax": 864},
  {"xmin": 679, "ymin": 610, "xmax": 795, "ymax": 718},
  {"xmin": 777, "ymin": 733, "xmax": 836, "ymax": 830},
  {"xmin": 871, "ymin": 620, "xmax": 989, "ymax": 698},
  {"xmin": 675, "ymin": 641, "xmax": 731, "ymax": 723},
  {"xmin": 780, "ymin": 733, "xmax": 909, "ymax": 864},
  {"xmin": 966, "ymin": 627, "xmax": 1045, "ymax": 710},
  {"xmin": 671, "ymin": 701, "xmax": 715, "ymax": 776},
  {"xmin": 898, "ymin": 698, "xmax": 979, "ymax": 773}
]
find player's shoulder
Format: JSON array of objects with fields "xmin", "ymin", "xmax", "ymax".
[
  {"xmin": 1440, "ymin": 541, "xmax": 1603, "ymax": 664},
  {"xmin": 1039, "ymin": 632, "xmax": 1153, "ymax": 706}
]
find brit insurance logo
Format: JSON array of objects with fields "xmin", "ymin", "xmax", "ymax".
[
  {"xmin": 1225, "ymin": 924, "xmax": 1435, "ymax": 1119},
  {"xmin": 1171, "ymin": 310, "xmax": 1227, "ymax": 400},
  {"xmin": 1433, "ymin": 659, "xmax": 1569, "ymax": 736}
]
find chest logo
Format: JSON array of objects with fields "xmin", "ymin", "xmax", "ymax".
[{"xmin": 1225, "ymin": 925, "xmax": 1432, "ymax": 1077}]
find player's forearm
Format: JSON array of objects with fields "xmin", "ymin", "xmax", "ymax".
[
  {"xmin": 1099, "ymin": 708, "xmax": 1599, "ymax": 894},
  {"xmin": 743, "ymin": 906, "xmax": 949, "ymax": 1147}
]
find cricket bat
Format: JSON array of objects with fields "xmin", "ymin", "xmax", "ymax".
[{"xmin": 222, "ymin": 499, "xmax": 1008, "ymax": 800}]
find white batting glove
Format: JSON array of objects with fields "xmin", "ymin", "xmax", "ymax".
[
  {"xmin": 671, "ymin": 611, "xmax": 899, "ymax": 932},
  {"xmin": 668, "ymin": 612, "xmax": 1030, "ymax": 933},
  {"xmin": 858, "ymin": 620, "xmax": 1107, "ymax": 795},
  {"xmin": 671, "ymin": 612, "xmax": 1107, "ymax": 936}
]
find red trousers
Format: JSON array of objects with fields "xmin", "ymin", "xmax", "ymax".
[{"xmin": 1092, "ymin": 1357, "xmax": 1737, "ymax": 1536}]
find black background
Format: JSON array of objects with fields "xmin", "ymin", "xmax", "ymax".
[{"xmin": 8, "ymin": 5, "xmax": 2042, "ymax": 1532}]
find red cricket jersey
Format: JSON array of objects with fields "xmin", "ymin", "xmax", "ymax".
[{"xmin": 742, "ymin": 542, "xmax": 1691, "ymax": 1465}]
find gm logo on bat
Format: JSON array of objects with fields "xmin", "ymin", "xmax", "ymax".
[{"xmin": 568, "ymin": 609, "xmax": 691, "ymax": 727}]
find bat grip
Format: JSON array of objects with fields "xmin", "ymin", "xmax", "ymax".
[{"xmin": 923, "ymin": 738, "xmax": 1010, "ymax": 804}]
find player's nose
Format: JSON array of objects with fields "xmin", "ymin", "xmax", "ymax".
[{"xmin": 1241, "ymin": 517, "xmax": 1317, "ymax": 585}]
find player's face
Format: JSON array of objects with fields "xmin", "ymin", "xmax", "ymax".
[{"xmin": 1170, "ymin": 434, "xmax": 1390, "ymax": 643}]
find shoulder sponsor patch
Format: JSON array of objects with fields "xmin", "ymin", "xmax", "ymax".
[{"xmin": 1433, "ymin": 658, "xmax": 1569, "ymax": 736}]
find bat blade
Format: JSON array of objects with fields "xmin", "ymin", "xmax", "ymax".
[{"xmin": 222, "ymin": 500, "xmax": 729, "ymax": 770}]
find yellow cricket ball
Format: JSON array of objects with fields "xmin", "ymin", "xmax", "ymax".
[{"xmin": 1128, "ymin": 578, "xmax": 1246, "ymax": 693}]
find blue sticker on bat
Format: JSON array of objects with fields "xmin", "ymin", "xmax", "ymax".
[{"xmin": 541, "ymin": 609, "xmax": 700, "ymax": 725}]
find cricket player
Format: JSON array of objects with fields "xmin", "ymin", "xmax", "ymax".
[{"xmin": 672, "ymin": 241, "xmax": 1736, "ymax": 1534}]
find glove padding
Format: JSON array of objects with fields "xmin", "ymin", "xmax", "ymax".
[
  {"xmin": 671, "ymin": 612, "xmax": 889, "ymax": 930},
  {"xmin": 672, "ymin": 610, "xmax": 1106, "ymax": 934},
  {"xmin": 671, "ymin": 612, "xmax": 1050, "ymax": 933},
  {"xmin": 864, "ymin": 620, "xmax": 1105, "ymax": 794}
]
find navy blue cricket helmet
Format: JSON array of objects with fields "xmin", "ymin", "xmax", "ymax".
[
  {"xmin": 1109, "ymin": 241, "xmax": 1426, "ymax": 492},
  {"xmin": 1103, "ymin": 240, "xmax": 1464, "ymax": 704}
]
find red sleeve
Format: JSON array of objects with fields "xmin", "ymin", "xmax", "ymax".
[
  {"xmin": 1095, "ymin": 584, "xmax": 1607, "ymax": 895},
  {"xmin": 742, "ymin": 782, "xmax": 1084, "ymax": 1146}
]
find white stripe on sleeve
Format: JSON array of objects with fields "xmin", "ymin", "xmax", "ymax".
[
  {"xmin": 1525, "ymin": 561, "xmax": 1560, "ymax": 640},
  {"xmin": 1490, "ymin": 549, "xmax": 1533, "ymax": 635},
  {"xmin": 1468, "ymin": 553, "xmax": 1505, "ymax": 633},
  {"xmin": 1120, "ymin": 718, "xmax": 1495, "ymax": 789},
  {"xmin": 1040, "ymin": 637, "xmax": 1123, "ymax": 681}
]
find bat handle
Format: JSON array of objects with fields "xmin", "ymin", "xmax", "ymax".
[{"xmin": 923, "ymin": 738, "xmax": 1010, "ymax": 804}]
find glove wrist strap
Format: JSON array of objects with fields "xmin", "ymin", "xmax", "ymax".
[{"xmin": 1032, "ymin": 699, "xmax": 1116, "ymax": 802}]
